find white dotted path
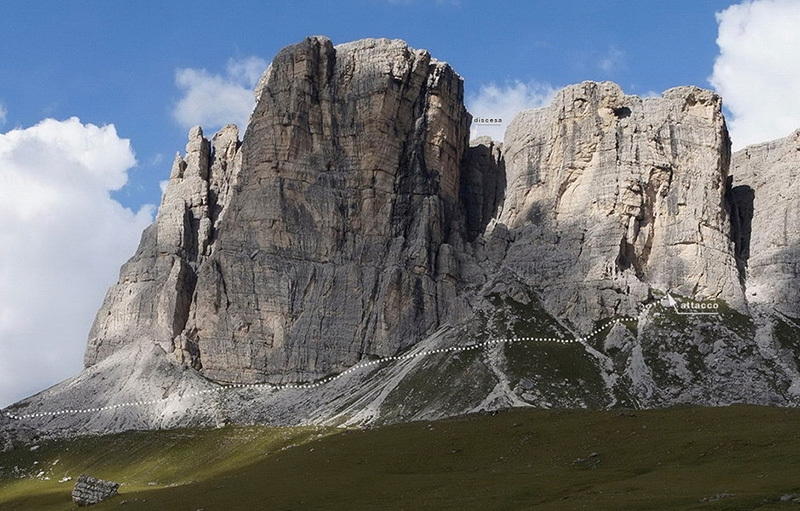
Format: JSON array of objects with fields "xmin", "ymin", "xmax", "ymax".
[{"xmin": 5, "ymin": 305, "xmax": 656, "ymax": 421}]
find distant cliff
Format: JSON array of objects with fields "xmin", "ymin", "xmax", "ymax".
[{"xmin": 4, "ymin": 36, "xmax": 800, "ymax": 443}]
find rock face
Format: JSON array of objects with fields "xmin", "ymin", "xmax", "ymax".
[
  {"xmin": 85, "ymin": 36, "xmax": 473, "ymax": 384},
  {"xmin": 85, "ymin": 124, "xmax": 242, "ymax": 368},
  {"xmin": 730, "ymin": 130, "xmax": 800, "ymax": 317},
  {"xmin": 72, "ymin": 475, "xmax": 120, "ymax": 506},
  {"xmin": 4, "ymin": 36, "xmax": 800, "ymax": 440},
  {"xmin": 175, "ymin": 36, "xmax": 470, "ymax": 383},
  {"xmin": 461, "ymin": 136, "xmax": 505, "ymax": 240},
  {"xmin": 495, "ymin": 82, "xmax": 744, "ymax": 329}
]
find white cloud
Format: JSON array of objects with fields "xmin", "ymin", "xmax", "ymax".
[
  {"xmin": 598, "ymin": 46, "xmax": 625, "ymax": 74},
  {"xmin": 173, "ymin": 56, "xmax": 267, "ymax": 133},
  {"xmin": 466, "ymin": 81, "xmax": 556, "ymax": 141},
  {"xmin": 0, "ymin": 103, "xmax": 6, "ymax": 125},
  {"xmin": 0, "ymin": 118, "xmax": 153, "ymax": 408},
  {"xmin": 711, "ymin": 0, "xmax": 800, "ymax": 149}
]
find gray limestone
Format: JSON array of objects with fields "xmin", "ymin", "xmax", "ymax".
[
  {"xmin": 730, "ymin": 130, "xmax": 800, "ymax": 318},
  {"xmin": 72, "ymin": 475, "xmax": 120, "ymax": 506},
  {"xmin": 85, "ymin": 124, "xmax": 242, "ymax": 368},
  {"xmin": 2, "ymin": 37, "xmax": 800, "ymax": 441},
  {"xmin": 85, "ymin": 37, "xmax": 475, "ymax": 384},
  {"xmin": 496, "ymin": 82, "xmax": 744, "ymax": 330}
]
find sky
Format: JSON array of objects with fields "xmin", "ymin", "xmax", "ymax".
[{"xmin": 2, "ymin": 0, "xmax": 800, "ymax": 408}]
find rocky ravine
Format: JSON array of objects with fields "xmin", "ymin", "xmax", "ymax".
[{"xmin": 3, "ymin": 36, "xmax": 800, "ymax": 444}]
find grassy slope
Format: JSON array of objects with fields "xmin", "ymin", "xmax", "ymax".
[{"xmin": 2, "ymin": 406, "xmax": 800, "ymax": 510}]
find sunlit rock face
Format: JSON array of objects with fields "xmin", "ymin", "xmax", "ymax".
[{"xmin": 7, "ymin": 37, "xmax": 797, "ymax": 445}]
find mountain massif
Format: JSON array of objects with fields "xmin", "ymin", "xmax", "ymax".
[{"xmin": 3, "ymin": 36, "xmax": 800, "ymax": 446}]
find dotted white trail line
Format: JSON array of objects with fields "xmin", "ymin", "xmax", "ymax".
[{"xmin": 5, "ymin": 306, "xmax": 658, "ymax": 421}]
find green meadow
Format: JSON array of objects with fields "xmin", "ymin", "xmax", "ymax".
[{"xmin": 2, "ymin": 405, "xmax": 800, "ymax": 510}]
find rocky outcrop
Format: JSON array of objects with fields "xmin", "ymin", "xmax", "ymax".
[
  {"xmin": 461, "ymin": 136, "xmax": 505, "ymax": 241},
  {"xmin": 495, "ymin": 82, "xmax": 744, "ymax": 330},
  {"xmin": 4, "ymin": 37, "xmax": 800, "ymax": 440},
  {"xmin": 72, "ymin": 475, "xmax": 120, "ymax": 506},
  {"xmin": 184, "ymin": 36, "xmax": 472, "ymax": 383},
  {"xmin": 730, "ymin": 130, "xmax": 800, "ymax": 318},
  {"xmin": 85, "ymin": 125, "xmax": 242, "ymax": 368}
]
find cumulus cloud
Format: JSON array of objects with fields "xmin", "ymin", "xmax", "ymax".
[
  {"xmin": 0, "ymin": 118, "xmax": 153, "ymax": 408},
  {"xmin": 711, "ymin": 0, "xmax": 800, "ymax": 149},
  {"xmin": 173, "ymin": 56, "xmax": 267, "ymax": 132},
  {"xmin": 0, "ymin": 103, "xmax": 6, "ymax": 125},
  {"xmin": 466, "ymin": 81, "xmax": 556, "ymax": 141}
]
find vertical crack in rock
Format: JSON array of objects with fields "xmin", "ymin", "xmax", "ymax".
[
  {"xmin": 460, "ymin": 137, "xmax": 506, "ymax": 241},
  {"xmin": 731, "ymin": 129, "xmax": 800, "ymax": 317}
]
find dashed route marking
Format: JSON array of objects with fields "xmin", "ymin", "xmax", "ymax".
[{"xmin": 4, "ymin": 304, "xmax": 658, "ymax": 421}]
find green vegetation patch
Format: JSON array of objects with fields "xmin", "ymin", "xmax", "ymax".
[
  {"xmin": 4, "ymin": 406, "xmax": 800, "ymax": 510},
  {"xmin": 377, "ymin": 346, "xmax": 498, "ymax": 425},
  {"xmin": 482, "ymin": 294, "xmax": 571, "ymax": 341},
  {"xmin": 773, "ymin": 314, "xmax": 800, "ymax": 362},
  {"xmin": 502, "ymin": 341, "xmax": 612, "ymax": 408},
  {"xmin": 478, "ymin": 294, "xmax": 611, "ymax": 408},
  {"xmin": 641, "ymin": 297, "xmax": 756, "ymax": 389},
  {"xmin": 0, "ymin": 425, "xmax": 331, "ymax": 511}
]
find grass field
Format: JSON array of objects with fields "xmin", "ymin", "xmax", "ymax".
[{"xmin": 2, "ymin": 405, "xmax": 800, "ymax": 510}]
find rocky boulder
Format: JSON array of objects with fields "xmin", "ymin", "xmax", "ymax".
[{"xmin": 72, "ymin": 475, "xmax": 120, "ymax": 506}]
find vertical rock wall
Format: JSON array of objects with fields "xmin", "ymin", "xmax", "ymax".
[
  {"xmin": 731, "ymin": 130, "xmax": 800, "ymax": 318},
  {"xmin": 184, "ymin": 37, "xmax": 472, "ymax": 383},
  {"xmin": 496, "ymin": 82, "xmax": 744, "ymax": 328},
  {"xmin": 69, "ymin": 36, "xmax": 800, "ymax": 423}
]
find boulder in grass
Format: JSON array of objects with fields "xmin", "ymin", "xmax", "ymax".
[{"xmin": 71, "ymin": 474, "xmax": 120, "ymax": 506}]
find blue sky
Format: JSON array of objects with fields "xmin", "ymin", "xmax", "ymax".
[
  {"xmin": 3, "ymin": 0, "xmax": 800, "ymax": 408},
  {"xmin": 2, "ymin": 0, "xmax": 734, "ymax": 212}
]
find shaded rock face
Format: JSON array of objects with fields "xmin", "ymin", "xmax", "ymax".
[
  {"xmin": 731, "ymin": 130, "xmax": 800, "ymax": 318},
  {"xmin": 188, "ymin": 37, "xmax": 471, "ymax": 383},
  {"xmin": 495, "ymin": 82, "xmax": 744, "ymax": 329},
  {"xmin": 461, "ymin": 136, "xmax": 505, "ymax": 241}
]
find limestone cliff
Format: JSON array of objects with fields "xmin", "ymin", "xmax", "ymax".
[
  {"xmin": 494, "ymin": 82, "xmax": 745, "ymax": 330},
  {"xmin": 731, "ymin": 130, "xmax": 800, "ymax": 318},
  {"xmin": 4, "ymin": 36, "xmax": 800, "ymax": 441},
  {"xmin": 186, "ymin": 37, "xmax": 471, "ymax": 383},
  {"xmin": 87, "ymin": 36, "xmax": 473, "ymax": 384},
  {"xmin": 85, "ymin": 125, "xmax": 242, "ymax": 368}
]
